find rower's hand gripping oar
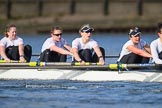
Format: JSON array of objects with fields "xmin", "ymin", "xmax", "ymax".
[{"xmin": 71, "ymin": 62, "xmax": 100, "ymax": 66}]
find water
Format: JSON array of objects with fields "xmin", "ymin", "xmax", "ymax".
[
  {"xmin": 0, "ymin": 80, "xmax": 162, "ymax": 108},
  {"xmin": 0, "ymin": 33, "xmax": 161, "ymax": 108}
]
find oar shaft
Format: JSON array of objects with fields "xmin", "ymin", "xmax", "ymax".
[
  {"xmin": 31, "ymin": 53, "xmax": 119, "ymax": 58},
  {"xmin": 0, "ymin": 62, "xmax": 161, "ymax": 70},
  {"xmin": 126, "ymin": 63, "xmax": 157, "ymax": 68},
  {"xmin": 0, "ymin": 60, "xmax": 20, "ymax": 63},
  {"xmin": 0, "ymin": 62, "xmax": 99, "ymax": 67}
]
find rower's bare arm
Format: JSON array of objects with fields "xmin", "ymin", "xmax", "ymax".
[
  {"xmin": 0, "ymin": 46, "xmax": 10, "ymax": 61},
  {"xmin": 72, "ymin": 48, "xmax": 82, "ymax": 62},
  {"xmin": 127, "ymin": 45, "xmax": 152, "ymax": 58},
  {"xmin": 93, "ymin": 46, "xmax": 105, "ymax": 65},
  {"xmin": 18, "ymin": 44, "xmax": 24, "ymax": 56},
  {"xmin": 50, "ymin": 45, "xmax": 72, "ymax": 55},
  {"xmin": 18, "ymin": 44, "xmax": 26, "ymax": 62},
  {"xmin": 64, "ymin": 44, "xmax": 73, "ymax": 53},
  {"xmin": 144, "ymin": 44, "xmax": 151, "ymax": 54}
]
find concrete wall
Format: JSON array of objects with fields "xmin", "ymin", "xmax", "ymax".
[
  {"xmin": 0, "ymin": 0, "xmax": 162, "ymax": 34},
  {"xmin": 0, "ymin": 0, "xmax": 162, "ymax": 19}
]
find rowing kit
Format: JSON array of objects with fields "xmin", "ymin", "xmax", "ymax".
[{"xmin": 0, "ymin": 60, "xmax": 162, "ymax": 82}]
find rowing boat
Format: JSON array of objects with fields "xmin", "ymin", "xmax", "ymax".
[
  {"xmin": 0, "ymin": 61, "xmax": 162, "ymax": 82},
  {"xmin": 0, "ymin": 68, "xmax": 161, "ymax": 82}
]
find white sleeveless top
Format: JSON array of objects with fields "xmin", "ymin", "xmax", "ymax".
[
  {"xmin": 72, "ymin": 38, "xmax": 98, "ymax": 50},
  {"xmin": 41, "ymin": 37, "xmax": 67, "ymax": 52},
  {"xmin": 0, "ymin": 36, "xmax": 24, "ymax": 48},
  {"xmin": 117, "ymin": 39, "xmax": 147, "ymax": 61}
]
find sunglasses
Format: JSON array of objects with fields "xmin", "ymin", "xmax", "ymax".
[
  {"xmin": 159, "ymin": 31, "xmax": 162, "ymax": 34},
  {"xmin": 84, "ymin": 30, "xmax": 92, "ymax": 33},
  {"xmin": 53, "ymin": 33, "xmax": 62, "ymax": 36}
]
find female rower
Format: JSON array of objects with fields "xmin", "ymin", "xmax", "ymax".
[
  {"xmin": 117, "ymin": 27, "xmax": 152, "ymax": 64},
  {"xmin": 150, "ymin": 22, "xmax": 162, "ymax": 64},
  {"xmin": 0, "ymin": 24, "xmax": 32, "ymax": 62},
  {"xmin": 39, "ymin": 26, "xmax": 73, "ymax": 62},
  {"xmin": 72, "ymin": 24, "xmax": 105, "ymax": 65}
]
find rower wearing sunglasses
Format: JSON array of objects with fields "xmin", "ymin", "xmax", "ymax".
[
  {"xmin": 39, "ymin": 26, "xmax": 73, "ymax": 62},
  {"xmin": 72, "ymin": 24, "xmax": 105, "ymax": 65}
]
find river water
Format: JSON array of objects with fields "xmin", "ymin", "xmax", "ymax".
[{"xmin": 0, "ymin": 33, "xmax": 162, "ymax": 108}]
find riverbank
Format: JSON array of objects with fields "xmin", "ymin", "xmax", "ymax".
[
  {"xmin": 0, "ymin": 15, "xmax": 161, "ymax": 35},
  {"xmin": 0, "ymin": 0, "xmax": 162, "ymax": 34}
]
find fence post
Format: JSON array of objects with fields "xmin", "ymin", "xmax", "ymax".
[
  {"xmin": 103, "ymin": 0, "xmax": 109, "ymax": 15},
  {"xmin": 70, "ymin": 0, "xmax": 75, "ymax": 15},
  {"xmin": 37, "ymin": 0, "xmax": 43, "ymax": 16},
  {"xmin": 137, "ymin": 0, "xmax": 143, "ymax": 16},
  {"xmin": 6, "ymin": 0, "xmax": 11, "ymax": 19}
]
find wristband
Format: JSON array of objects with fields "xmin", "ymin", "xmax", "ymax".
[{"xmin": 99, "ymin": 56, "xmax": 103, "ymax": 58}]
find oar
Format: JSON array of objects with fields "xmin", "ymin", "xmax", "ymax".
[
  {"xmin": 0, "ymin": 60, "xmax": 21, "ymax": 63},
  {"xmin": 0, "ymin": 62, "xmax": 109, "ymax": 70},
  {"xmin": 0, "ymin": 60, "xmax": 27, "ymax": 63},
  {"xmin": 0, "ymin": 62, "xmax": 161, "ymax": 70},
  {"xmin": 0, "ymin": 62, "xmax": 102, "ymax": 67},
  {"xmin": 0, "ymin": 62, "xmax": 119, "ymax": 70},
  {"xmin": 31, "ymin": 53, "xmax": 119, "ymax": 58}
]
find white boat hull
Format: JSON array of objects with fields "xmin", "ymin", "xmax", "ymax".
[{"xmin": 0, "ymin": 69, "xmax": 162, "ymax": 82}]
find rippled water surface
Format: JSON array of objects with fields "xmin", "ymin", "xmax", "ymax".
[{"xmin": 0, "ymin": 80, "xmax": 162, "ymax": 108}]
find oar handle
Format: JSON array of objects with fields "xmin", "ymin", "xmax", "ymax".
[
  {"xmin": 72, "ymin": 62, "xmax": 100, "ymax": 66},
  {"xmin": 0, "ymin": 60, "xmax": 20, "ymax": 63},
  {"xmin": 38, "ymin": 62, "xmax": 100, "ymax": 66}
]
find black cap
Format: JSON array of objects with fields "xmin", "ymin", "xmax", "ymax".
[
  {"xmin": 128, "ymin": 27, "xmax": 141, "ymax": 36},
  {"xmin": 79, "ymin": 24, "xmax": 94, "ymax": 32}
]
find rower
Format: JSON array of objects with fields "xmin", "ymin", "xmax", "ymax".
[
  {"xmin": 150, "ymin": 22, "xmax": 162, "ymax": 64},
  {"xmin": 0, "ymin": 24, "xmax": 32, "ymax": 62},
  {"xmin": 117, "ymin": 27, "xmax": 152, "ymax": 64},
  {"xmin": 39, "ymin": 26, "xmax": 73, "ymax": 62},
  {"xmin": 72, "ymin": 24, "xmax": 105, "ymax": 65}
]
